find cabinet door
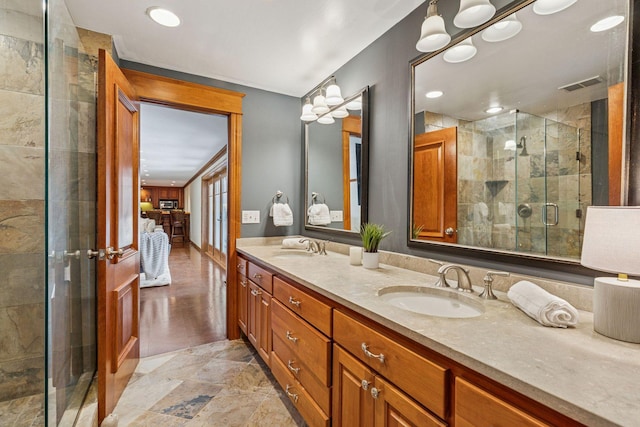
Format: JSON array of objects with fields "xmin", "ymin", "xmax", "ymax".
[
  {"xmin": 247, "ymin": 281, "xmax": 260, "ymax": 348},
  {"xmin": 373, "ymin": 376, "xmax": 446, "ymax": 427},
  {"xmin": 257, "ymin": 290, "xmax": 272, "ymax": 366},
  {"xmin": 237, "ymin": 275, "xmax": 248, "ymax": 335},
  {"xmin": 333, "ymin": 345, "xmax": 375, "ymax": 427}
]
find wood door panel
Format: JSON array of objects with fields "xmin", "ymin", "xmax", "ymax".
[
  {"xmin": 413, "ymin": 127, "xmax": 457, "ymax": 243},
  {"xmin": 111, "ymin": 271, "xmax": 139, "ymax": 373},
  {"xmin": 374, "ymin": 376, "xmax": 445, "ymax": 427},
  {"xmin": 237, "ymin": 274, "xmax": 248, "ymax": 335},
  {"xmin": 333, "ymin": 344, "xmax": 375, "ymax": 427},
  {"xmin": 115, "ymin": 89, "xmax": 136, "ymax": 247},
  {"xmin": 257, "ymin": 290, "xmax": 272, "ymax": 366}
]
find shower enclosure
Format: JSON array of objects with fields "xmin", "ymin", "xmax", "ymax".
[{"xmin": 456, "ymin": 110, "xmax": 587, "ymax": 259}]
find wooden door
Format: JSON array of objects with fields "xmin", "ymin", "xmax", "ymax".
[
  {"xmin": 237, "ymin": 274, "xmax": 248, "ymax": 335},
  {"xmin": 373, "ymin": 376, "xmax": 445, "ymax": 427},
  {"xmin": 97, "ymin": 49, "xmax": 141, "ymax": 423},
  {"xmin": 247, "ymin": 281, "xmax": 260, "ymax": 348},
  {"xmin": 333, "ymin": 345, "xmax": 375, "ymax": 427},
  {"xmin": 257, "ymin": 290, "xmax": 272, "ymax": 365},
  {"xmin": 413, "ymin": 127, "xmax": 457, "ymax": 243}
]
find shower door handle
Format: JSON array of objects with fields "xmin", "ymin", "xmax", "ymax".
[{"xmin": 542, "ymin": 203, "xmax": 559, "ymax": 226}]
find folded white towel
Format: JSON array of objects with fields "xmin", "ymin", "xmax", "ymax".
[
  {"xmin": 507, "ymin": 281, "xmax": 579, "ymax": 328},
  {"xmin": 308, "ymin": 203, "xmax": 331, "ymax": 226},
  {"xmin": 282, "ymin": 238, "xmax": 308, "ymax": 250},
  {"xmin": 272, "ymin": 203, "xmax": 293, "ymax": 227}
]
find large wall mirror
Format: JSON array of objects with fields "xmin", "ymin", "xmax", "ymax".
[
  {"xmin": 305, "ymin": 87, "xmax": 369, "ymax": 235},
  {"xmin": 410, "ymin": 0, "xmax": 630, "ymax": 262}
]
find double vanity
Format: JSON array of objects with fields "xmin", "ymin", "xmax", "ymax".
[{"xmin": 236, "ymin": 237, "xmax": 640, "ymax": 427}]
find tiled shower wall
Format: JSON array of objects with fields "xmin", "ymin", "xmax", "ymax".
[{"xmin": 0, "ymin": 0, "xmax": 47, "ymax": 401}]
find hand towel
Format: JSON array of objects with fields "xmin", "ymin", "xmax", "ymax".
[
  {"xmin": 507, "ymin": 280, "xmax": 579, "ymax": 328},
  {"xmin": 282, "ymin": 238, "xmax": 308, "ymax": 250},
  {"xmin": 307, "ymin": 203, "xmax": 331, "ymax": 226},
  {"xmin": 272, "ymin": 203, "xmax": 293, "ymax": 227}
]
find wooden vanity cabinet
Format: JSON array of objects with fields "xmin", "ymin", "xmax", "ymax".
[
  {"xmin": 236, "ymin": 258, "xmax": 248, "ymax": 335},
  {"xmin": 333, "ymin": 344, "xmax": 445, "ymax": 427},
  {"xmin": 244, "ymin": 258, "xmax": 273, "ymax": 366},
  {"xmin": 455, "ymin": 378, "xmax": 550, "ymax": 427}
]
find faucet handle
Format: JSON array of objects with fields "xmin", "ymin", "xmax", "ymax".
[{"xmin": 479, "ymin": 271, "xmax": 510, "ymax": 300}]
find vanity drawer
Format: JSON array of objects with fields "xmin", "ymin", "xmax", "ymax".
[
  {"xmin": 455, "ymin": 377, "xmax": 549, "ymax": 427},
  {"xmin": 272, "ymin": 300, "xmax": 331, "ymax": 386},
  {"xmin": 272, "ymin": 332, "xmax": 331, "ymax": 415},
  {"xmin": 271, "ymin": 352, "xmax": 330, "ymax": 427},
  {"xmin": 273, "ymin": 276, "xmax": 332, "ymax": 336},
  {"xmin": 236, "ymin": 256, "xmax": 247, "ymax": 276},
  {"xmin": 333, "ymin": 310, "xmax": 448, "ymax": 419},
  {"xmin": 247, "ymin": 261, "xmax": 273, "ymax": 293}
]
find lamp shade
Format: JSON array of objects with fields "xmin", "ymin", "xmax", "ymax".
[
  {"xmin": 331, "ymin": 106, "xmax": 349, "ymax": 118},
  {"xmin": 346, "ymin": 96, "xmax": 362, "ymax": 110},
  {"xmin": 311, "ymin": 93, "xmax": 329, "ymax": 115},
  {"xmin": 443, "ymin": 37, "xmax": 477, "ymax": 63},
  {"xmin": 325, "ymin": 83, "xmax": 344, "ymax": 106},
  {"xmin": 317, "ymin": 114, "xmax": 335, "ymax": 124},
  {"xmin": 533, "ymin": 0, "xmax": 577, "ymax": 15},
  {"xmin": 581, "ymin": 206, "xmax": 640, "ymax": 276},
  {"xmin": 481, "ymin": 13, "xmax": 522, "ymax": 42},
  {"xmin": 454, "ymin": 0, "xmax": 496, "ymax": 28},
  {"xmin": 416, "ymin": 15, "xmax": 450, "ymax": 52},
  {"xmin": 300, "ymin": 98, "xmax": 318, "ymax": 121}
]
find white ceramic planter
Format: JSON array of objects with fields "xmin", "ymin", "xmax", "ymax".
[{"xmin": 362, "ymin": 251, "xmax": 379, "ymax": 269}]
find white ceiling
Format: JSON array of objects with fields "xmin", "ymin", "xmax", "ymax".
[
  {"xmin": 139, "ymin": 103, "xmax": 228, "ymax": 187},
  {"xmin": 64, "ymin": 0, "xmax": 424, "ymax": 97}
]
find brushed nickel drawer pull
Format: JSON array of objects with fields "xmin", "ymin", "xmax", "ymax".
[
  {"xmin": 237, "ymin": 263, "xmax": 243, "ymax": 270},
  {"xmin": 287, "ymin": 360, "xmax": 300, "ymax": 374},
  {"xmin": 286, "ymin": 331, "xmax": 299, "ymax": 343},
  {"xmin": 250, "ymin": 288, "xmax": 262, "ymax": 296},
  {"xmin": 361, "ymin": 343, "xmax": 385, "ymax": 364},
  {"xmin": 253, "ymin": 273, "xmax": 262, "ymax": 280},
  {"xmin": 361, "ymin": 379, "xmax": 370, "ymax": 391},
  {"xmin": 240, "ymin": 280, "xmax": 247, "ymax": 287},
  {"xmin": 285, "ymin": 385, "xmax": 299, "ymax": 403},
  {"xmin": 288, "ymin": 296, "xmax": 301, "ymax": 307}
]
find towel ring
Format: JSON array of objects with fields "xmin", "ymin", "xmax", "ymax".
[
  {"xmin": 272, "ymin": 191, "xmax": 289, "ymax": 204},
  {"xmin": 311, "ymin": 192, "xmax": 326, "ymax": 204}
]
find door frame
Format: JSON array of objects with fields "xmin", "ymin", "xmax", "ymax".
[{"xmin": 121, "ymin": 69, "xmax": 245, "ymax": 340}]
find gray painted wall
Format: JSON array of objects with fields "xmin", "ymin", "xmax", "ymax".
[
  {"xmin": 119, "ymin": 60, "xmax": 302, "ymax": 238},
  {"xmin": 302, "ymin": 0, "xmax": 602, "ymax": 285}
]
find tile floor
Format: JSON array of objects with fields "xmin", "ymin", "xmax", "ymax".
[
  {"xmin": 0, "ymin": 393, "xmax": 45, "ymax": 426},
  {"xmin": 110, "ymin": 339, "xmax": 305, "ymax": 426}
]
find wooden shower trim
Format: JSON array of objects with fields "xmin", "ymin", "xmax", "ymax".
[{"xmin": 121, "ymin": 68, "xmax": 245, "ymax": 340}]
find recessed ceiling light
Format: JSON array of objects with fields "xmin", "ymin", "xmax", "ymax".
[
  {"xmin": 426, "ymin": 90, "xmax": 444, "ymax": 99},
  {"xmin": 147, "ymin": 7, "xmax": 181, "ymax": 27},
  {"xmin": 485, "ymin": 106, "xmax": 503, "ymax": 114},
  {"xmin": 145, "ymin": 174, "xmax": 150, "ymax": 177},
  {"xmin": 590, "ymin": 15, "xmax": 625, "ymax": 32}
]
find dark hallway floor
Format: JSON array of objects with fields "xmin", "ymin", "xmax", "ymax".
[{"xmin": 140, "ymin": 245, "xmax": 227, "ymax": 357}]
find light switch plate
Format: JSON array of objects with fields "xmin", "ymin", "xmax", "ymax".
[
  {"xmin": 330, "ymin": 210, "xmax": 343, "ymax": 222},
  {"xmin": 242, "ymin": 210, "xmax": 260, "ymax": 224}
]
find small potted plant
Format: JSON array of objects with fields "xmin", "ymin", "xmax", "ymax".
[{"xmin": 360, "ymin": 223, "xmax": 391, "ymax": 269}]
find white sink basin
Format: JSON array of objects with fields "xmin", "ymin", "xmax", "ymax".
[{"xmin": 377, "ymin": 286, "xmax": 484, "ymax": 318}]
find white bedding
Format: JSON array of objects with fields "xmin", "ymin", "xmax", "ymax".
[{"xmin": 139, "ymin": 230, "xmax": 171, "ymax": 288}]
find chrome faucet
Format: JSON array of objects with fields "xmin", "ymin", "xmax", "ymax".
[
  {"xmin": 298, "ymin": 238, "xmax": 328, "ymax": 255},
  {"xmin": 437, "ymin": 264, "xmax": 474, "ymax": 293}
]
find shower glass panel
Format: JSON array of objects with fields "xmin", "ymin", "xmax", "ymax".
[
  {"xmin": 46, "ymin": 0, "xmax": 98, "ymax": 423},
  {"xmin": 455, "ymin": 110, "xmax": 585, "ymax": 259}
]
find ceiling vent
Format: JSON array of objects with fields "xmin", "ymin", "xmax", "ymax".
[{"xmin": 558, "ymin": 76, "xmax": 603, "ymax": 92}]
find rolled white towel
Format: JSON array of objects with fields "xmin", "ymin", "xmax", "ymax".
[
  {"xmin": 282, "ymin": 238, "xmax": 308, "ymax": 250},
  {"xmin": 507, "ymin": 280, "xmax": 579, "ymax": 328}
]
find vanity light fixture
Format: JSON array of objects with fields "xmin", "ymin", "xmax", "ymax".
[
  {"xmin": 300, "ymin": 97, "xmax": 318, "ymax": 121},
  {"xmin": 532, "ymin": 0, "xmax": 577, "ymax": 15},
  {"xmin": 481, "ymin": 13, "xmax": 522, "ymax": 42},
  {"xmin": 346, "ymin": 96, "xmax": 362, "ymax": 110},
  {"xmin": 485, "ymin": 106, "xmax": 503, "ymax": 114},
  {"xmin": 331, "ymin": 106, "xmax": 349, "ymax": 118},
  {"xmin": 425, "ymin": 90, "xmax": 444, "ymax": 98},
  {"xmin": 146, "ymin": 7, "xmax": 181, "ymax": 27},
  {"xmin": 443, "ymin": 37, "xmax": 477, "ymax": 63},
  {"xmin": 590, "ymin": 15, "xmax": 625, "ymax": 32},
  {"xmin": 324, "ymin": 78, "xmax": 344, "ymax": 106},
  {"xmin": 416, "ymin": 0, "xmax": 451, "ymax": 53},
  {"xmin": 317, "ymin": 114, "xmax": 335, "ymax": 125},
  {"xmin": 311, "ymin": 89, "xmax": 330, "ymax": 115},
  {"xmin": 454, "ymin": 0, "xmax": 496, "ymax": 29}
]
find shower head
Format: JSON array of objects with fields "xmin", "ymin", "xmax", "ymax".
[{"xmin": 518, "ymin": 136, "xmax": 529, "ymax": 156}]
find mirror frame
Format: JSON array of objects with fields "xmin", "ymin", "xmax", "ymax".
[
  {"xmin": 407, "ymin": 0, "xmax": 634, "ymax": 272},
  {"xmin": 304, "ymin": 86, "xmax": 370, "ymax": 236}
]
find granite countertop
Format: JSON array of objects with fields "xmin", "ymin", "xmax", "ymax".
[{"xmin": 236, "ymin": 238, "xmax": 640, "ymax": 427}]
